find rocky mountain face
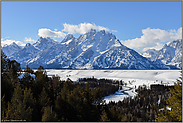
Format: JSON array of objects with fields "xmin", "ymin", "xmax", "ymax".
[
  {"xmin": 141, "ymin": 39, "xmax": 182, "ymax": 69},
  {"xmin": 154, "ymin": 39, "xmax": 182, "ymax": 69},
  {"xmin": 1, "ymin": 42, "xmax": 22, "ymax": 56},
  {"xmin": 2, "ymin": 30, "xmax": 182, "ymax": 69},
  {"xmin": 141, "ymin": 49, "xmax": 159, "ymax": 61}
]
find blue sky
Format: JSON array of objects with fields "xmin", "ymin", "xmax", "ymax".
[{"xmin": 1, "ymin": 1, "xmax": 182, "ymax": 51}]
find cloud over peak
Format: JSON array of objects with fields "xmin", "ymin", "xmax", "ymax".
[
  {"xmin": 38, "ymin": 28, "xmax": 66, "ymax": 38},
  {"xmin": 37, "ymin": 23, "xmax": 113, "ymax": 38},
  {"xmin": 121, "ymin": 27, "xmax": 182, "ymax": 51},
  {"xmin": 1, "ymin": 38, "xmax": 26, "ymax": 47},
  {"xmin": 62, "ymin": 23, "xmax": 110, "ymax": 34}
]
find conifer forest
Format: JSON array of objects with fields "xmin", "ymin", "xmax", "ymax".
[{"xmin": 1, "ymin": 50, "xmax": 182, "ymax": 122}]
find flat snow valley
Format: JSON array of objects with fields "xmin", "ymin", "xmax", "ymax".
[{"xmin": 45, "ymin": 69, "xmax": 181, "ymax": 103}]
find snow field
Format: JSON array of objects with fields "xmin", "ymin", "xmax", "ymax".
[{"xmin": 45, "ymin": 69, "xmax": 180, "ymax": 103}]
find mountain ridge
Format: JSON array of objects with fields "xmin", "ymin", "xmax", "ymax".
[
  {"xmin": 141, "ymin": 39, "xmax": 182, "ymax": 69},
  {"xmin": 2, "ymin": 30, "xmax": 182, "ymax": 69}
]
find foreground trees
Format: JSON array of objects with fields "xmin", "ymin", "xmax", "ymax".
[{"xmin": 156, "ymin": 72, "xmax": 182, "ymax": 122}]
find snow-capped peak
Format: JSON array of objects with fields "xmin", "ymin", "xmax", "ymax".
[
  {"xmin": 33, "ymin": 37, "xmax": 59, "ymax": 51},
  {"xmin": 140, "ymin": 49, "xmax": 159, "ymax": 61},
  {"xmin": 3, "ymin": 29, "xmax": 182, "ymax": 69},
  {"xmin": 1, "ymin": 42, "xmax": 22, "ymax": 57},
  {"xmin": 61, "ymin": 34, "xmax": 75, "ymax": 43}
]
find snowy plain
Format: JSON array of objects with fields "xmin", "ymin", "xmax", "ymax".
[{"xmin": 45, "ymin": 69, "xmax": 181, "ymax": 103}]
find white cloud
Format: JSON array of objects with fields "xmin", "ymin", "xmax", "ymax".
[
  {"xmin": 24, "ymin": 37, "xmax": 36, "ymax": 43},
  {"xmin": 142, "ymin": 43, "xmax": 164, "ymax": 52},
  {"xmin": 121, "ymin": 27, "xmax": 182, "ymax": 51},
  {"xmin": 62, "ymin": 22, "xmax": 110, "ymax": 34},
  {"xmin": 37, "ymin": 23, "xmax": 116, "ymax": 39},
  {"xmin": 1, "ymin": 38, "xmax": 26, "ymax": 47},
  {"xmin": 38, "ymin": 28, "xmax": 66, "ymax": 38}
]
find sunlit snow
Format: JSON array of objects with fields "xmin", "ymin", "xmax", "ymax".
[{"xmin": 44, "ymin": 69, "xmax": 180, "ymax": 103}]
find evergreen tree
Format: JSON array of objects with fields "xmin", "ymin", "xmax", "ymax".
[
  {"xmin": 7, "ymin": 68, "xmax": 18, "ymax": 87},
  {"xmin": 67, "ymin": 87, "xmax": 83, "ymax": 120},
  {"xmin": 1, "ymin": 70, "xmax": 13, "ymax": 102},
  {"xmin": 121, "ymin": 114, "xmax": 128, "ymax": 122},
  {"xmin": 92, "ymin": 88, "xmax": 104, "ymax": 105},
  {"xmin": 41, "ymin": 106, "xmax": 58, "ymax": 122},
  {"xmin": 1, "ymin": 50, "xmax": 10, "ymax": 72},
  {"xmin": 24, "ymin": 64, "xmax": 34, "ymax": 74},
  {"xmin": 21, "ymin": 71, "xmax": 35, "ymax": 89},
  {"xmin": 55, "ymin": 94, "xmax": 75, "ymax": 121},
  {"xmin": 1, "ymin": 95, "xmax": 6, "ymax": 120},
  {"xmin": 9, "ymin": 60, "xmax": 21, "ymax": 74},
  {"xmin": 81, "ymin": 82, "xmax": 94, "ymax": 121},
  {"xmin": 39, "ymin": 87, "xmax": 51, "ymax": 110},
  {"xmin": 156, "ymin": 72, "xmax": 182, "ymax": 122},
  {"xmin": 82, "ymin": 82, "xmax": 93, "ymax": 105},
  {"xmin": 6, "ymin": 84, "xmax": 34, "ymax": 121},
  {"xmin": 33, "ymin": 66, "xmax": 49, "ymax": 99},
  {"xmin": 100, "ymin": 110, "xmax": 110, "ymax": 122}
]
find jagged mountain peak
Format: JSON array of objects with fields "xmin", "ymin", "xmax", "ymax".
[
  {"xmin": 12, "ymin": 42, "xmax": 18, "ymax": 45},
  {"xmin": 140, "ymin": 49, "xmax": 158, "ymax": 61},
  {"xmin": 22, "ymin": 43, "xmax": 39, "ymax": 52},
  {"xmin": 3, "ymin": 30, "xmax": 182, "ymax": 69},
  {"xmin": 86, "ymin": 28, "xmax": 97, "ymax": 34},
  {"xmin": 2, "ymin": 42, "xmax": 21, "ymax": 57},
  {"xmin": 7, "ymin": 42, "xmax": 19, "ymax": 47},
  {"xmin": 61, "ymin": 34, "xmax": 75, "ymax": 43},
  {"xmin": 37, "ymin": 36, "xmax": 55, "ymax": 43},
  {"xmin": 146, "ymin": 39, "xmax": 182, "ymax": 69},
  {"xmin": 33, "ymin": 37, "xmax": 59, "ymax": 50},
  {"xmin": 167, "ymin": 39, "xmax": 182, "ymax": 48}
]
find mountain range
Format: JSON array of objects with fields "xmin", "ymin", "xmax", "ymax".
[
  {"xmin": 1, "ymin": 29, "xmax": 182, "ymax": 69},
  {"xmin": 140, "ymin": 39, "xmax": 182, "ymax": 69}
]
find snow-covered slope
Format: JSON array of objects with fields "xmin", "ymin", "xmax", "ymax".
[
  {"xmin": 140, "ymin": 49, "xmax": 158, "ymax": 61},
  {"xmin": 25, "ymin": 29, "xmax": 158, "ymax": 69},
  {"xmin": 1, "ymin": 42, "xmax": 22, "ymax": 57},
  {"xmin": 141, "ymin": 39, "xmax": 182, "ymax": 69},
  {"xmin": 33, "ymin": 37, "xmax": 59, "ymax": 51},
  {"xmin": 44, "ymin": 69, "xmax": 180, "ymax": 103},
  {"xmin": 2, "ymin": 30, "xmax": 181, "ymax": 69},
  {"xmin": 9, "ymin": 43, "xmax": 40, "ymax": 68},
  {"xmin": 154, "ymin": 39, "xmax": 182, "ymax": 69}
]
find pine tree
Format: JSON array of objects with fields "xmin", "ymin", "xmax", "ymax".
[
  {"xmin": 55, "ymin": 95, "xmax": 64, "ymax": 121},
  {"xmin": 156, "ymin": 71, "xmax": 182, "ymax": 122},
  {"xmin": 81, "ymin": 82, "xmax": 94, "ymax": 121},
  {"xmin": 61, "ymin": 81, "xmax": 70, "ymax": 101},
  {"xmin": 35, "ymin": 66, "xmax": 49, "ymax": 86},
  {"xmin": 41, "ymin": 106, "xmax": 58, "ymax": 122},
  {"xmin": 68, "ymin": 87, "xmax": 83, "ymax": 113},
  {"xmin": 92, "ymin": 88, "xmax": 104, "ymax": 105},
  {"xmin": 7, "ymin": 84, "xmax": 34, "ymax": 121},
  {"xmin": 1, "ymin": 71, "xmax": 14, "ymax": 102},
  {"xmin": 24, "ymin": 64, "xmax": 34, "ymax": 74},
  {"xmin": 39, "ymin": 87, "xmax": 51, "ymax": 110},
  {"xmin": 121, "ymin": 114, "xmax": 128, "ymax": 122},
  {"xmin": 100, "ymin": 110, "xmax": 110, "ymax": 122},
  {"xmin": 1, "ymin": 95, "xmax": 6, "ymax": 120},
  {"xmin": 34, "ymin": 66, "xmax": 49, "ymax": 99},
  {"xmin": 82, "ymin": 82, "xmax": 93, "ymax": 105},
  {"xmin": 21, "ymin": 72, "xmax": 35, "ymax": 89},
  {"xmin": 1, "ymin": 50, "xmax": 10, "ymax": 72},
  {"xmin": 23, "ymin": 87, "xmax": 36, "ymax": 111}
]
